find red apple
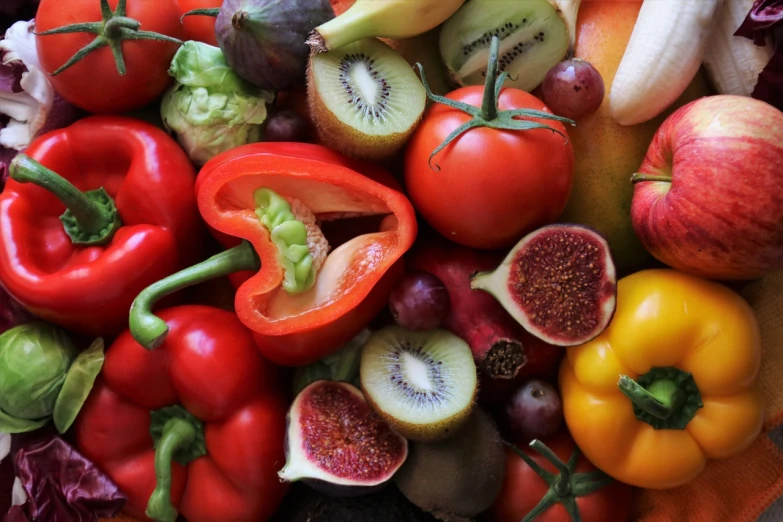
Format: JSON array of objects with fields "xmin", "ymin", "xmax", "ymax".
[{"xmin": 630, "ymin": 95, "xmax": 783, "ymax": 280}]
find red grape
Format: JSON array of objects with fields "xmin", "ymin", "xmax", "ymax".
[
  {"xmin": 264, "ymin": 109, "xmax": 309, "ymax": 142},
  {"xmin": 505, "ymin": 379, "xmax": 562, "ymax": 443},
  {"xmin": 541, "ymin": 58, "xmax": 605, "ymax": 120},
  {"xmin": 389, "ymin": 272, "xmax": 450, "ymax": 331}
]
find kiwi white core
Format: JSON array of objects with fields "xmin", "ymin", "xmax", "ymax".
[
  {"xmin": 360, "ymin": 327, "xmax": 477, "ymax": 427},
  {"xmin": 310, "ymin": 38, "xmax": 426, "ymax": 136}
]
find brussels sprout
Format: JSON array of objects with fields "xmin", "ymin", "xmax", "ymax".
[
  {"xmin": 160, "ymin": 41, "xmax": 275, "ymax": 165},
  {"xmin": 0, "ymin": 322, "xmax": 105, "ymax": 434},
  {"xmin": 0, "ymin": 322, "xmax": 76, "ymax": 423}
]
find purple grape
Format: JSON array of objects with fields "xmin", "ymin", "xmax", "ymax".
[
  {"xmin": 505, "ymin": 380, "xmax": 562, "ymax": 443},
  {"xmin": 264, "ymin": 109, "xmax": 309, "ymax": 143},
  {"xmin": 389, "ymin": 272, "xmax": 450, "ymax": 331},
  {"xmin": 541, "ymin": 58, "xmax": 605, "ymax": 120}
]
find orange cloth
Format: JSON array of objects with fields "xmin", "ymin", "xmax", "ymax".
[{"xmin": 632, "ymin": 271, "xmax": 783, "ymax": 521}]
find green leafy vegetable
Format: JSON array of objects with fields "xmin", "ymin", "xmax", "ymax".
[{"xmin": 160, "ymin": 41, "xmax": 274, "ymax": 165}]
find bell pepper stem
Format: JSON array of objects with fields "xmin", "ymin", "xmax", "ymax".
[
  {"xmin": 145, "ymin": 417, "xmax": 195, "ymax": 522},
  {"xmin": 618, "ymin": 375, "xmax": 684, "ymax": 420},
  {"xmin": 130, "ymin": 242, "xmax": 260, "ymax": 350},
  {"xmin": 9, "ymin": 154, "xmax": 121, "ymax": 244}
]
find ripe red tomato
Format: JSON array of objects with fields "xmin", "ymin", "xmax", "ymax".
[
  {"xmin": 176, "ymin": 0, "xmax": 221, "ymax": 46},
  {"xmin": 35, "ymin": 0, "xmax": 186, "ymax": 114},
  {"xmin": 490, "ymin": 432, "xmax": 633, "ymax": 522},
  {"xmin": 404, "ymin": 88, "xmax": 574, "ymax": 250}
]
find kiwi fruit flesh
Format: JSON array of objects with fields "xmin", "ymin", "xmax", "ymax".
[
  {"xmin": 439, "ymin": 0, "xmax": 570, "ymax": 92},
  {"xmin": 360, "ymin": 326, "xmax": 478, "ymax": 442},
  {"xmin": 394, "ymin": 409, "xmax": 506, "ymax": 522},
  {"xmin": 307, "ymin": 37, "xmax": 426, "ymax": 160}
]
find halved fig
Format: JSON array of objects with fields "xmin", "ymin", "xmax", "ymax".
[
  {"xmin": 470, "ymin": 224, "xmax": 617, "ymax": 347},
  {"xmin": 278, "ymin": 380, "xmax": 408, "ymax": 497}
]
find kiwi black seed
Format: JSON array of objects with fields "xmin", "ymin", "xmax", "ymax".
[
  {"xmin": 439, "ymin": 0, "xmax": 571, "ymax": 91},
  {"xmin": 307, "ymin": 38, "xmax": 426, "ymax": 161},
  {"xmin": 394, "ymin": 409, "xmax": 506, "ymax": 522},
  {"xmin": 359, "ymin": 326, "xmax": 478, "ymax": 442}
]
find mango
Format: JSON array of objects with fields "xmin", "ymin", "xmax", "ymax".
[{"xmin": 559, "ymin": 0, "xmax": 710, "ymax": 274}]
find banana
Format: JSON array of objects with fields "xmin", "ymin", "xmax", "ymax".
[
  {"xmin": 307, "ymin": 0, "xmax": 466, "ymax": 53},
  {"xmin": 703, "ymin": 0, "xmax": 774, "ymax": 97},
  {"xmin": 609, "ymin": 0, "xmax": 723, "ymax": 126}
]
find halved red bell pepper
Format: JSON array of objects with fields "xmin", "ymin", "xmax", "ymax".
[
  {"xmin": 0, "ymin": 115, "xmax": 203, "ymax": 337},
  {"xmin": 74, "ymin": 305, "xmax": 289, "ymax": 522},
  {"xmin": 129, "ymin": 142, "xmax": 417, "ymax": 367}
]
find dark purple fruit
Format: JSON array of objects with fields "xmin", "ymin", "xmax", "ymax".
[
  {"xmin": 264, "ymin": 109, "xmax": 310, "ymax": 143},
  {"xmin": 470, "ymin": 224, "xmax": 617, "ymax": 347},
  {"xmin": 541, "ymin": 58, "xmax": 605, "ymax": 120},
  {"xmin": 389, "ymin": 272, "xmax": 450, "ymax": 331},
  {"xmin": 216, "ymin": 0, "xmax": 335, "ymax": 91},
  {"xmin": 505, "ymin": 379, "xmax": 562, "ymax": 442},
  {"xmin": 278, "ymin": 380, "xmax": 408, "ymax": 497}
]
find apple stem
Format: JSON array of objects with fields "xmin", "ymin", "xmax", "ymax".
[{"xmin": 631, "ymin": 173, "xmax": 673, "ymax": 184}]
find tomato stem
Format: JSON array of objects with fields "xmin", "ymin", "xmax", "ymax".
[
  {"xmin": 414, "ymin": 36, "xmax": 576, "ymax": 171},
  {"xmin": 505, "ymin": 440, "xmax": 616, "ymax": 522},
  {"xmin": 36, "ymin": 0, "xmax": 182, "ymax": 77},
  {"xmin": 480, "ymin": 37, "xmax": 500, "ymax": 121}
]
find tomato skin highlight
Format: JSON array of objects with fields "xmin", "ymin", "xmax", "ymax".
[
  {"xmin": 35, "ymin": 0, "xmax": 186, "ymax": 114},
  {"xmin": 490, "ymin": 433, "xmax": 633, "ymax": 522},
  {"xmin": 404, "ymin": 87, "xmax": 574, "ymax": 250}
]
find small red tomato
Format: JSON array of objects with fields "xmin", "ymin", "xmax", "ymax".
[
  {"xmin": 176, "ymin": 0, "xmax": 221, "ymax": 46},
  {"xmin": 404, "ymin": 43, "xmax": 574, "ymax": 250},
  {"xmin": 35, "ymin": 0, "xmax": 185, "ymax": 114},
  {"xmin": 490, "ymin": 432, "xmax": 633, "ymax": 522}
]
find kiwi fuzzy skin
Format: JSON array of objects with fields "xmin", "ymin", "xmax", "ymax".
[
  {"xmin": 362, "ymin": 382, "xmax": 478, "ymax": 443},
  {"xmin": 393, "ymin": 409, "xmax": 506, "ymax": 522},
  {"xmin": 306, "ymin": 59, "xmax": 423, "ymax": 161}
]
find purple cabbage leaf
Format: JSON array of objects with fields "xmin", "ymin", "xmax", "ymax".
[{"xmin": 735, "ymin": 0, "xmax": 783, "ymax": 110}]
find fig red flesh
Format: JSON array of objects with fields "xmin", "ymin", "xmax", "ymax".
[
  {"xmin": 278, "ymin": 380, "xmax": 407, "ymax": 494},
  {"xmin": 471, "ymin": 224, "xmax": 617, "ymax": 347},
  {"xmin": 409, "ymin": 240, "xmax": 562, "ymax": 381}
]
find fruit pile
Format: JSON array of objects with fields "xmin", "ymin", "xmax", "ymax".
[{"xmin": 0, "ymin": 0, "xmax": 782, "ymax": 521}]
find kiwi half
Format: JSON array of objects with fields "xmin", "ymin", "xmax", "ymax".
[
  {"xmin": 439, "ymin": 0, "xmax": 573, "ymax": 92},
  {"xmin": 307, "ymin": 38, "xmax": 426, "ymax": 160},
  {"xmin": 359, "ymin": 326, "xmax": 478, "ymax": 442}
]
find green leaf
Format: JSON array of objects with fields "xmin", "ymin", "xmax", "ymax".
[
  {"xmin": 0, "ymin": 408, "xmax": 48, "ymax": 434},
  {"xmin": 53, "ymin": 338, "xmax": 106, "ymax": 434}
]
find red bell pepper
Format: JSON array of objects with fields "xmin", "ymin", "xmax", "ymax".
[
  {"xmin": 129, "ymin": 142, "xmax": 417, "ymax": 367},
  {"xmin": 0, "ymin": 115, "xmax": 203, "ymax": 337},
  {"xmin": 74, "ymin": 305, "xmax": 289, "ymax": 522}
]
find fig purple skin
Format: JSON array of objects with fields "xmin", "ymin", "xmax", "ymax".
[
  {"xmin": 278, "ymin": 380, "xmax": 408, "ymax": 498},
  {"xmin": 505, "ymin": 379, "xmax": 562, "ymax": 443},
  {"xmin": 215, "ymin": 0, "xmax": 336, "ymax": 91},
  {"xmin": 389, "ymin": 272, "xmax": 450, "ymax": 331}
]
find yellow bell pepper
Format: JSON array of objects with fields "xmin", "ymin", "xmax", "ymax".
[{"xmin": 559, "ymin": 269, "xmax": 764, "ymax": 490}]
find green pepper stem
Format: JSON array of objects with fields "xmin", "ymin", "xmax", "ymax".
[
  {"xmin": 529, "ymin": 440, "xmax": 572, "ymax": 497},
  {"xmin": 481, "ymin": 36, "xmax": 500, "ymax": 121},
  {"xmin": 631, "ymin": 173, "xmax": 673, "ymax": 184},
  {"xmin": 618, "ymin": 375, "xmax": 684, "ymax": 420},
  {"xmin": 145, "ymin": 417, "xmax": 195, "ymax": 522},
  {"xmin": 129, "ymin": 242, "xmax": 260, "ymax": 350},
  {"xmin": 9, "ymin": 154, "xmax": 121, "ymax": 245}
]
